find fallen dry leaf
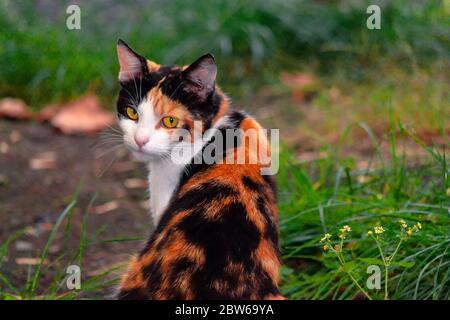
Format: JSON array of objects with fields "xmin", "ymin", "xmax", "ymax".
[
  {"xmin": 280, "ymin": 72, "xmax": 320, "ymax": 102},
  {"xmin": 49, "ymin": 244, "xmax": 61, "ymax": 254},
  {"xmin": 92, "ymin": 201, "xmax": 120, "ymax": 215},
  {"xmin": 16, "ymin": 258, "xmax": 49, "ymax": 265},
  {"xmin": 15, "ymin": 241, "xmax": 34, "ymax": 251},
  {"xmin": 297, "ymin": 151, "xmax": 328, "ymax": 163},
  {"xmin": 0, "ymin": 98, "xmax": 33, "ymax": 120},
  {"xmin": 280, "ymin": 72, "xmax": 318, "ymax": 89},
  {"xmin": 124, "ymin": 178, "xmax": 147, "ymax": 189},
  {"xmin": 50, "ymin": 94, "xmax": 115, "ymax": 134},
  {"xmin": 9, "ymin": 130, "xmax": 21, "ymax": 143},
  {"xmin": 36, "ymin": 104, "xmax": 60, "ymax": 122},
  {"xmin": 113, "ymin": 161, "xmax": 137, "ymax": 173},
  {"xmin": 29, "ymin": 152, "xmax": 57, "ymax": 170},
  {"xmin": 0, "ymin": 142, "xmax": 9, "ymax": 154},
  {"xmin": 33, "ymin": 222, "xmax": 55, "ymax": 234}
]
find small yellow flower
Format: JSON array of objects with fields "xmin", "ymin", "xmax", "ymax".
[
  {"xmin": 342, "ymin": 225, "xmax": 352, "ymax": 233},
  {"xmin": 338, "ymin": 225, "xmax": 351, "ymax": 240},
  {"xmin": 374, "ymin": 226, "xmax": 385, "ymax": 234},
  {"xmin": 320, "ymin": 233, "xmax": 332, "ymax": 243},
  {"xmin": 323, "ymin": 244, "xmax": 330, "ymax": 251},
  {"xmin": 416, "ymin": 222, "xmax": 422, "ymax": 230},
  {"xmin": 398, "ymin": 219, "xmax": 408, "ymax": 229},
  {"xmin": 406, "ymin": 228, "xmax": 413, "ymax": 236},
  {"xmin": 367, "ymin": 230, "xmax": 373, "ymax": 236}
]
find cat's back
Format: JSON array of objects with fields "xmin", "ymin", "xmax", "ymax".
[{"xmin": 118, "ymin": 111, "xmax": 282, "ymax": 300}]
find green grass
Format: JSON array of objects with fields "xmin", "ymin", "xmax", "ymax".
[
  {"xmin": 0, "ymin": 190, "xmax": 126, "ymax": 300},
  {"xmin": 278, "ymin": 124, "xmax": 449, "ymax": 300},
  {"xmin": 0, "ymin": 123, "xmax": 448, "ymax": 300},
  {"xmin": 0, "ymin": 0, "xmax": 448, "ymax": 108}
]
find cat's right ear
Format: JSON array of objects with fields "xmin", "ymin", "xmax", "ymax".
[{"xmin": 117, "ymin": 39, "xmax": 149, "ymax": 83}]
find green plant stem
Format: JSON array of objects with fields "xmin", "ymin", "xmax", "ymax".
[
  {"xmin": 332, "ymin": 241, "xmax": 373, "ymax": 300},
  {"xmin": 389, "ymin": 238, "xmax": 404, "ymax": 265},
  {"xmin": 372, "ymin": 234, "xmax": 404, "ymax": 300},
  {"xmin": 373, "ymin": 236, "xmax": 389, "ymax": 299},
  {"xmin": 384, "ymin": 238, "xmax": 404, "ymax": 300},
  {"xmin": 384, "ymin": 264, "xmax": 389, "ymax": 300}
]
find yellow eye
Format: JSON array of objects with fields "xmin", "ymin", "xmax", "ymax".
[
  {"xmin": 126, "ymin": 107, "xmax": 138, "ymax": 121},
  {"xmin": 161, "ymin": 116, "xmax": 178, "ymax": 128}
]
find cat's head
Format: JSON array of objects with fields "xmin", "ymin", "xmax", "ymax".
[{"xmin": 116, "ymin": 39, "xmax": 226, "ymax": 162}]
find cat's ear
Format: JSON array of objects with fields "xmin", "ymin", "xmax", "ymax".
[
  {"xmin": 181, "ymin": 54, "xmax": 217, "ymax": 101},
  {"xmin": 116, "ymin": 39, "xmax": 149, "ymax": 82}
]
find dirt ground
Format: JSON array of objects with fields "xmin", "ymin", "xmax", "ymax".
[{"xmin": 0, "ymin": 120, "xmax": 153, "ymax": 296}]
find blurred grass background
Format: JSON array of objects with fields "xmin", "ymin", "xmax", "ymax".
[
  {"xmin": 0, "ymin": 0, "xmax": 449, "ymax": 300},
  {"xmin": 0, "ymin": 0, "xmax": 448, "ymax": 107}
]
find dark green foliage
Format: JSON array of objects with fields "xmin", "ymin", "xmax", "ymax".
[{"xmin": 0, "ymin": 0, "xmax": 448, "ymax": 108}]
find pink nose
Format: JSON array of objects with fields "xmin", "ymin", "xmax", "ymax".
[{"xmin": 134, "ymin": 134, "xmax": 149, "ymax": 149}]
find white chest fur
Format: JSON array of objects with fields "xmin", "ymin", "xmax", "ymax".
[{"xmin": 147, "ymin": 160, "xmax": 184, "ymax": 227}]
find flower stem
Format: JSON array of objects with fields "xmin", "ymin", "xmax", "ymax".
[
  {"xmin": 384, "ymin": 265, "xmax": 389, "ymax": 300},
  {"xmin": 333, "ymin": 245, "xmax": 372, "ymax": 300},
  {"xmin": 384, "ymin": 238, "xmax": 403, "ymax": 300},
  {"xmin": 389, "ymin": 238, "xmax": 403, "ymax": 265},
  {"xmin": 372, "ymin": 235, "xmax": 390, "ymax": 300}
]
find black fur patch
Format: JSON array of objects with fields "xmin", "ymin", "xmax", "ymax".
[
  {"xmin": 262, "ymin": 174, "xmax": 277, "ymax": 199},
  {"xmin": 176, "ymin": 202, "xmax": 261, "ymax": 299},
  {"xmin": 256, "ymin": 196, "xmax": 279, "ymax": 247},
  {"xmin": 242, "ymin": 176, "xmax": 265, "ymax": 193},
  {"xmin": 157, "ymin": 182, "xmax": 237, "ymax": 234},
  {"xmin": 254, "ymin": 264, "xmax": 281, "ymax": 297}
]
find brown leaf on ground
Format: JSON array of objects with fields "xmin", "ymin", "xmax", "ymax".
[
  {"xmin": 15, "ymin": 241, "xmax": 34, "ymax": 251},
  {"xmin": 50, "ymin": 94, "xmax": 115, "ymax": 135},
  {"xmin": 91, "ymin": 201, "xmax": 120, "ymax": 215},
  {"xmin": 0, "ymin": 142, "xmax": 9, "ymax": 154},
  {"xmin": 29, "ymin": 152, "xmax": 57, "ymax": 170},
  {"xmin": 113, "ymin": 161, "xmax": 137, "ymax": 173},
  {"xmin": 280, "ymin": 72, "xmax": 320, "ymax": 102},
  {"xmin": 9, "ymin": 130, "xmax": 22, "ymax": 143},
  {"xmin": 36, "ymin": 104, "xmax": 60, "ymax": 122},
  {"xmin": 0, "ymin": 98, "xmax": 33, "ymax": 120},
  {"xmin": 124, "ymin": 178, "xmax": 147, "ymax": 189},
  {"xmin": 15, "ymin": 257, "xmax": 49, "ymax": 265},
  {"xmin": 417, "ymin": 128, "xmax": 450, "ymax": 147}
]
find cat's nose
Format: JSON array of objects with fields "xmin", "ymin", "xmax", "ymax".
[{"xmin": 134, "ymin": 133, "xmax": 149, "ymax": 149}]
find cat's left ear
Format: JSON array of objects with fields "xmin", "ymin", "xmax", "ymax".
[
  {"xmin": 116, "ymin": 39, "xmax": 149, "ymax": 82},
  {"xmin": 181, "ymin": 54, "xmax": 217, "ymax": 101}
]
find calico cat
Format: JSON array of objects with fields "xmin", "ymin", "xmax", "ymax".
[{"xmin": 115, "ymin": 39, "xmax": 282, "ymax": 300}]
